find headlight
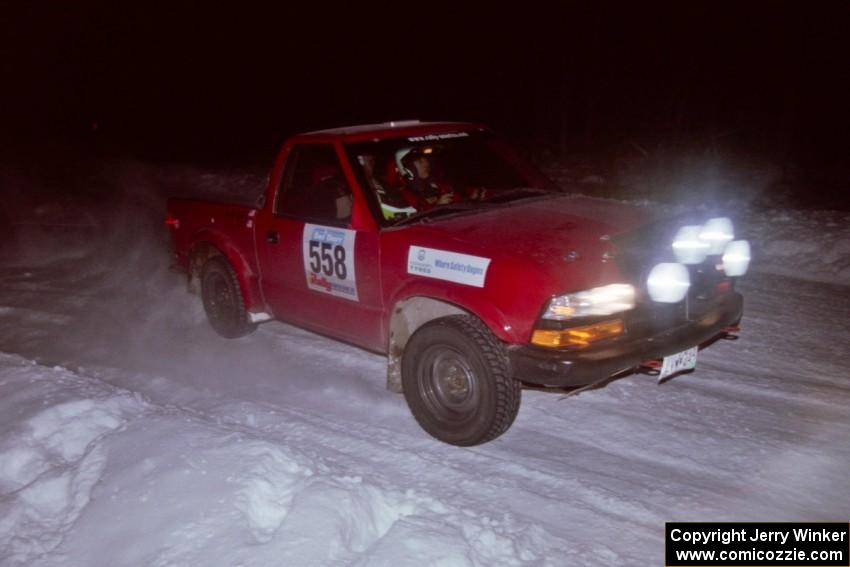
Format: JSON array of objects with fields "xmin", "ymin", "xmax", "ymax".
[{"xmin": 541, "ymin": 284, "xmax": 635, "ymax": 320}]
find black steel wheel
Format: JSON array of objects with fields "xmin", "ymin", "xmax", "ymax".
[
  {"xmin": 401, "ymin": 315, "xmax": 521, "ymax": 446},
  {"xmin": 200, "ymin": 256, "xmax": 257, "ymax": 338}
]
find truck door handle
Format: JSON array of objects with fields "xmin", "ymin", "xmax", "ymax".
[{"xmin": 265, "ymin": 231, "xmax": 279, "ymax": 244}]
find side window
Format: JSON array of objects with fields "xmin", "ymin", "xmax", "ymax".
[{"xmin": 275, "ymin": 144, "xmax": 354, "ymax": 224}]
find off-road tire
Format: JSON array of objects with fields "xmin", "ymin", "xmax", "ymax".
[
  {"xmin": 200, "ymin": 256, "xmax": 257, "ymax": 338},
  {"xmin": 401, "ymin": 315, "xmax": 521, "ymax": 446}
]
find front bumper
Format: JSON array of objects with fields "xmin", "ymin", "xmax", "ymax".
[{"xmin": 508, "ymin": 292, "xmax": 743, "ymax": 387}]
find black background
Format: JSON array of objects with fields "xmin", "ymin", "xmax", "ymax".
[{"xmin": 2, "ymin": 2, "xmax": 849, "ymax": 193}]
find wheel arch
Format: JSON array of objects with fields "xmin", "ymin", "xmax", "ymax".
[
  {"xmin": 385, "ymin": 294, "xmax": 513, "ymax": 392},
  {"xmin": 187, "ymin": 234, "xmax": 264, "ymax": 313}
]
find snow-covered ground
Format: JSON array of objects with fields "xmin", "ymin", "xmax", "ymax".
[{"xmin": 0, "ymin": 162, "xmax": 848, "ymax": 566}]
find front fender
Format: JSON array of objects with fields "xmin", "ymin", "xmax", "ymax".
[{"xmin": 386, "ymin": 281, "xmax": 517, "ymax": 344}]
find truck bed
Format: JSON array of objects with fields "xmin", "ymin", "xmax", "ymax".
[{"xmin": 167, "ymin": 198, "xmax": 258, "ymax": 272}]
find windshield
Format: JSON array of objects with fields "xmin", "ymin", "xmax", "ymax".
[{"xmin": 344, "ymin": 131, "xmax": 558, "ymax": 226}]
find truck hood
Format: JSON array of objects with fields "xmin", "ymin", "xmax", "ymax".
[
  {"xmin": 401, "ymin": 194, "xmax": 658, "ymax": 291},
  {"xmin": 418, "ymin": 194, "xmax": 649, "ymax": 257}
]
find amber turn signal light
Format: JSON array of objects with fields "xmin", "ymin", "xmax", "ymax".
[{"xmin": 530, "ymin": 319, "xmax": 624, "ymax": 348}]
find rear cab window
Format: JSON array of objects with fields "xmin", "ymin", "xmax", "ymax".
[{"xmin": 275, "ymin": 144, "xmax": 354, "ymax": 226}]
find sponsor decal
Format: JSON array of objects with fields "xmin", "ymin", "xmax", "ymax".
[
  {"xmin": 407, "ymin": 132, "xmax": 470, "ymax": 142},
  {"xmin": 407, "ymin": 246, "xmax": 491, "ymax": 288},
  {"xmin": 302, "ymin": 224, "xmax": 358, "ymax": 301}
]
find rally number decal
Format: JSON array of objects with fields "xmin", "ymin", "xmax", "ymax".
[
  {"xmin": 308, "ymin": 240, "xmax": 347, "ymax": 279},
  {"xmin": 303, "ymin": 224, "xmax": 358, "ymax": 301}
]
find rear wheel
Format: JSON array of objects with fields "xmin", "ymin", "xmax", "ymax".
[
  {"xmin": 200, "ymin": 256, "xmax": 257, "ymax": 338},
  {"xmin": 401, "ymin": 315, "xmax": 521, "ymax": 446}
]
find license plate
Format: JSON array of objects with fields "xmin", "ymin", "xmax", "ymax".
[{"xmin": 659, "ymin": 346, "xmax": 698, "ymax": 381}]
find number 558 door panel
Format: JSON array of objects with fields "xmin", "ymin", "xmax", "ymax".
[{"xmin": 255, "ymin": 143, "xmax": 384, "ymax": 351}]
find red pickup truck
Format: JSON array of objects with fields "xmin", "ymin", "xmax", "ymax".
[{"xmin": 166, "ymin": 121, "xmax": 749, "ymax": 446}]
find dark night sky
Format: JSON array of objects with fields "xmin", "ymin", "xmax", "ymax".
[{"xmin": 2, "ymin": 2, "xmax": 849, "ymax": 174}]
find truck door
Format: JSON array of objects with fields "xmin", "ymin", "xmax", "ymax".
[{"xmin": 255, "ymin": 143, "xmax": 384, "ymax": 351}]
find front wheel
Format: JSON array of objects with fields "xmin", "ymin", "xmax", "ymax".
[
  {"xmin": 200, "ymin": 256, "xmax": 257, "ymax": 339},
  {"xmin": 401, "ymin": 315, "xmax": 521, "ymax": 446}
]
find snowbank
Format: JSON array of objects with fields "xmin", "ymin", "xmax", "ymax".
[
  {"xmin": 0, "ymin": 357, "xmax": 146, "ymax": 564},
  {"xmin": 0, "ymin": 354, "xmax": 570, "ymax": 566},
  {"xmin": 746, "ymin": 208, "xmax": 850, "ymax": 286}
]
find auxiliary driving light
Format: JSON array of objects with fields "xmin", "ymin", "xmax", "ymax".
[
  {"xmin": 698, "ymin": 217, "xmax": 735, "ymax": 255},
  {"xmin": 672, "ymin": 225, "xmax": 710, "ymax": 264},
  {"xmin": 646, "ymin": 262, "xmax": 690, "ymax": 303},
  {"xmin": 721, "ymin": 239, "xmax": 751, "ymax": 276}
]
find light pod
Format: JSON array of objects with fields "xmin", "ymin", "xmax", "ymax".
[
  {"xmin": 698, "ymin": 217, "xmax": 735, "ymax": 255},
  {"xmin": 672, "ymin": 225, "xmax": 710, "ymax": 264},
  {"xmin": 722, "ymin": 240, "xmax": 751, "ymax": 276},
  {"xmin": 647, "ymin": 262, "xmax": 691, "ymax": 303}
]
